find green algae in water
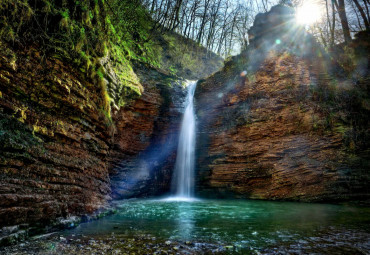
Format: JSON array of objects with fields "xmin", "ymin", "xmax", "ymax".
[{"xmin": 60, "ymin": 199, "xmax": 370, "ymax": 252}]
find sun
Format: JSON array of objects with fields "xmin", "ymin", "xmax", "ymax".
[{"xmin": 296, "ymin": 1, "xmax": 323, "ymax": 25}]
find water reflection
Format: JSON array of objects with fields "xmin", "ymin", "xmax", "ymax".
[
  {"xmin": 65, "ymin": 199, "xmax": 370, "ymax": 251},
  {"xmin": 173, "ymin": 202, "xmax": 195, "ymax": 240}
]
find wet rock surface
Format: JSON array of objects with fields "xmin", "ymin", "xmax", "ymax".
[
  {"xmin": 1, "ymin": 228, "xmax": 369, "ymax": 255},
  {"xmin": 108, "ymin": 63, "xmax": 187, "ymax": 199},
  {"xmin": 0, "ymin": 234, "xmax": 227, "ymax": 255},
  {"xmin": 261, "ymin": 228, "xmax": 370, "ymax": 255}
]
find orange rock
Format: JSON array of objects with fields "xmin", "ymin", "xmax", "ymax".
[{"xmin": 195, "ymin": 52, "xmax": 369, "ymax": 202}]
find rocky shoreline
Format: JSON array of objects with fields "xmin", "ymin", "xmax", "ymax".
[
  {"xmin": 1, "ymin": 227, "xmax": 369, "ymax": 255},
  {"xmin": 1, "ymin": 233, "xmax": 228, "ymax": 255},
  {"xmin": 0, "ymin": 206, "xmax": 117, "ymax": 247}
]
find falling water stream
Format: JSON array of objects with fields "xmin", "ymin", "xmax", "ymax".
[{"xmin": 170, "ymin": 81, "xmax": 197, "ymax": 200}]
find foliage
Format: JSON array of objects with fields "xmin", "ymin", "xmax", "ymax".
[
  {"xmin": 0, "ymin": 0, "xmax": 160, "ymax": 120},
  {"xmin": 310, "ymin": 61, "xmax": 370, "ymax": 153},
  {"xmin": 151, "ymin": 30, "xmax": 223, "ymax": 79},
  {"xmin": 143, "ymin": 0, "xmax": 256, "ymax": 57},
  {"xmin": 0, "ymin": 113, "xmax": 41, "ymax": 154}
]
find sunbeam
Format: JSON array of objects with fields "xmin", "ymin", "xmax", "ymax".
[{"xmin": 296, "ymin": 1, "xmax": 324, "ymax": 25}]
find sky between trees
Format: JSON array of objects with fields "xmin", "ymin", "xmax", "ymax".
[{"xmin": 142, "ymin": 0, "xmax": 370, "ymax": 56}]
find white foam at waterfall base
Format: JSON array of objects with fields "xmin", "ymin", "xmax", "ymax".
[
  {"xmin": 169, "ymin": 80, "xmax": 197, "ymax": 200},
  {"xmin": 162, "ymin": 196, "xmax": 199, "ymax": 202}
]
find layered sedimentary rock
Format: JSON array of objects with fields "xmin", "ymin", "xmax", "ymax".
[
  {"xmin": 108, "ymin": 63, "xmax": 186, "ymax": 199},
  {"xmin": 0, "ymin": 44, "xmax": 113, "ymax": 228},
  {"xmin": 0, "ymin": 43, "xmax": 184, "ymax": 232},
  {"xmin": 0, "ymin": 29, "xmax": 219, "ymax": 232},
  {"xmin": 194, "ymin": 5, "xmax": 370, "ymax": 202}
]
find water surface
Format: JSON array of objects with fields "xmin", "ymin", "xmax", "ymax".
[{"xmin": 63, "ymin": 199, "xmax": 370, "ymax": 253}]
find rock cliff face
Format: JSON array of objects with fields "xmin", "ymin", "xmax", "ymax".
[
  {"xmin": 108, "ymin": 63, "xmax": 186, "ymax": 199},
  {"xmin": 0, "ymin": 43, "xmax": 187, "ymax": 231},
  {"xmin": 194, "ymin": 5, "xmax": 370, "ymax": 202},
  {"xmin": 0, "ymin": 44, "xmax": 113, "ymax": 228}
]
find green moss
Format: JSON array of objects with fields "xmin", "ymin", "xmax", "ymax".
[
  {"xmin": 60, "ymin": 8, "xmax": 69, "ymax": 19},
  {"xmin": 96, "ymin": 67, "xmax": 105, "ymax": 79},
  {"xmin": 1, "ymin": 0, "xmax": 158, "ymax": 106},
  {"xmin": 0, "ymin": 0, "xmax": 221, "ymax": 126},
  {"xmin": 169, "ymin": 65, "xmax": 177, "ymax": 76},
  {"xmin": 0, "ymin": 114, "xmax": 41, "ymax": 153},
  {"xmin": 151, "ymin": 31, "xmax": 223, "ymax": 78},
  {"xmin": 99, "ymin": 78, "xmax": 111, "ymax": 114},
  {"xmin": 100, "ymin": 109, "xmax": 113, "ymax": 126}
]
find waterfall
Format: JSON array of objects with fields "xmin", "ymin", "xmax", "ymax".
[{"xmin": 171, "ymin": 81, "xmax": 197, "ymax": 199}]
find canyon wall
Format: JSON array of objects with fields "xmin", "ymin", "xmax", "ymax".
[
  {"xmin": 194, "ymin": 5, "xmax": 370, "ymax": 202},
  {"xmin": 0, "ymin": 0, "xmax": 226, "ymax": 242},
  {"xmin": 0, "ymin": 38, "xmax": 220, "ymax": 234},
  {"xmin": 108, "ymin": 63, "xmax": 187, "ymax": 199},
  {"xmin": 0, "ymin": 44, "xmax": 113, "ymax": 228}
]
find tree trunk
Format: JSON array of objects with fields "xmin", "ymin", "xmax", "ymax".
[
  {"xmin": 197, "ymin": 0, "xmax": 210, "ymax": 44},
  {"xmin": 150, "ymin": 0, "xmax": 156, "ymax": 14},
  {"xmin": 334, "ymin": 0, "xmax": 352, "ymax": 43},
  {"xmin": 325, "ymin": 0, "xmax": 334, "ymax": 47},
  {"xmin": 352, "ymin": 0, "xmax": 370, "ymax": 30},
  {"xmin": 364, "ymin": 0, "xmax": 370, "ymax": 21},
  {"xmin": 169, "ymin": 0, "xmax": 183, "ymax": 30}
]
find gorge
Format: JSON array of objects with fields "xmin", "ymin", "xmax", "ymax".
[{"xmin": 0, "ymin": 1, "xmax": 369, "ymax": 254}]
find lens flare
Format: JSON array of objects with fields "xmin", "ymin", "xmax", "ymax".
[{"xmin": 296, "ymin": 1, "xmax": 323, "ymax": 25}]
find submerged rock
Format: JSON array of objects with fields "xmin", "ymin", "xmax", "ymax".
[{"xmin": 1, "ymin": 229, "xmax": 369, "ymax": 255}]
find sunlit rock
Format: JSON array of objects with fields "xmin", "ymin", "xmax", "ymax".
[{"xmin": 194, "ymin": 5, "xmax": 370, "ymax": 202}]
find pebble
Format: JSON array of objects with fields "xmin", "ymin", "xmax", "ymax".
[{"xmin": 0, "ymin": 229, "xmax": 368, "ymax": 255}]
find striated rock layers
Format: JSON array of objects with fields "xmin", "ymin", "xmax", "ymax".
[
  {"xmin": 194, "ymin": 5, "xmax": 370, "ymax": 202},
  {"xmin": 0, "ymin": 42, "xmax": 187, "ymax": 231},
  {"xmin": 108, "ymin": 62, "xmax": 187, "ymax": 199},
  {"xmin": 0, "ymin": 44, "xmax": 113, "ymax": 228}
]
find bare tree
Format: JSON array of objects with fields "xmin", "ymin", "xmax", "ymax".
[
  {"xmin": 145, "ymin": 0, "xmax": 369, "ymax": 56},
  {"xmin": 333, "ymin": 0, "xmax": 352, "ymax": 43},
  {"xmin": 351, "ymin": 0, "xmax": 370, "ymax": 29}
]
